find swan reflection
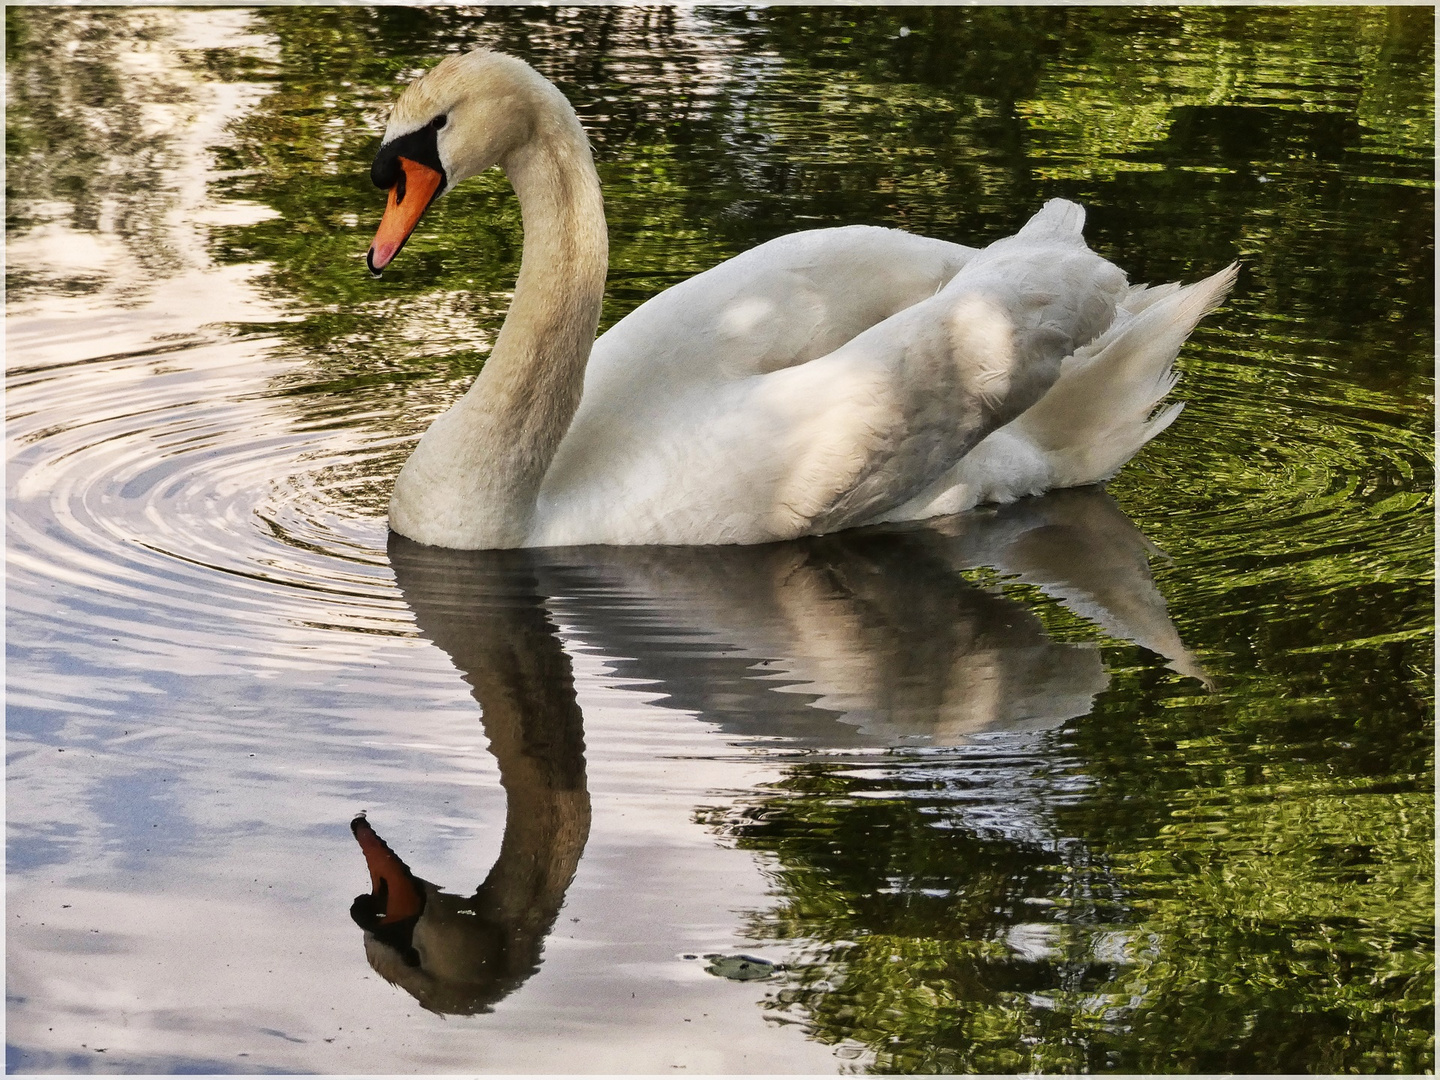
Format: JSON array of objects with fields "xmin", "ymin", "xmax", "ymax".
[
  {"xmin": 352, "ymin": 551, "xmax": 590, "ymax": 1015},
  {"xmin": 352, "ymin": 487, "xmax": 1202, "ymax": 1012}
]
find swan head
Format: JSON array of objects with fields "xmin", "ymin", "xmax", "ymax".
[
  {"xmin": 367, "ymin": 49, "xmax": 559, "ymax": 275},
  {"xmin": 349, "ymin": 815, "xmax": 535, "ymax": 1015}
]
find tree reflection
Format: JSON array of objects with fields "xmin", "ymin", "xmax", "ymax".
[{"xmin": 5, "ymin": 8, "xmax": 191, "ymax": 296}]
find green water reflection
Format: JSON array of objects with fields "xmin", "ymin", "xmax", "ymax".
[{"xmin": 7, "ymin": 5, "xmax": 1432, "ymax": 1072}]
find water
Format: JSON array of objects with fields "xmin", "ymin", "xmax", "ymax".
[{"xmin": 6, "ymin": 7, "xmax": 1432, "ymax": 1074}]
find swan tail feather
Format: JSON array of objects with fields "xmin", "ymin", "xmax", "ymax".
[
  {"xmin": 1014, "ymin": 198, "xmax": 1087, "ymax": 242},
  {"xmin": 1011, "ymin": 261, "xmax": 1238, "ymax": 486}
]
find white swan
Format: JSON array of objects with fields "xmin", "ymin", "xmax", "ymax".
[{"xmin": 367, "ymin": 49, "xmax": 1236, "ymax": 550}]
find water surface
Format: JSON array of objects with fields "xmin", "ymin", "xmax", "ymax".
[{"xmin": 6, "ymin": 7, "xmax": 1432, "ymax": 1074}]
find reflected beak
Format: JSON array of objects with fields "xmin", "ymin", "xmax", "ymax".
[
  {"xmin": 367, "ymin": 157, "xmax": 445, "ymax": 277},
  {"xmin": 350, "ymin": 815, "xmax": 425, "ymax": 924}
]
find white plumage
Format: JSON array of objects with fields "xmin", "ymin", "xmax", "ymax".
[{"xmin": 372, "ymin": 50, "xmax": 1236, "ymax": 550}]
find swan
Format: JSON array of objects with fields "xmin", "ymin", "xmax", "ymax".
[{"xmin": 367, "ymin": 49, "xmax": 1236, "ymax": 550}]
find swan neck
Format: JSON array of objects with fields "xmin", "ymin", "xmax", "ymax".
[
  {"xmin": 472, "ymin": 124, "xmax": 606, "ymax": 520},
  {"xmin": 502, "ymin": 125, "xmax": 608, "ymax": 362},
  {"xmin": 391, "ymin": 106, "xmax": 606, "ymax": 550}
]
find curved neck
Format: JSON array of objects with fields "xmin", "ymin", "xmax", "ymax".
[{"xmin": 391, "ymin": 109, "xmax": 607, "ymax": 549}]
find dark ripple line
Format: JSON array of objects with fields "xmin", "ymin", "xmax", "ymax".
[{"xmin": 5, "ymin": 338, "xmax": 209, "ymax": 382}]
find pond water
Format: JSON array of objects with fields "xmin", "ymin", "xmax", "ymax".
[{"xmin": 6, "ymin": 6, "xmax": 1433, "ymax": 1074}]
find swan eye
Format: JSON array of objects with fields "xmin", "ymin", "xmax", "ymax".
[{"xmin": 432, "ymin": 114, "xmax": 447, "ymax": 130}]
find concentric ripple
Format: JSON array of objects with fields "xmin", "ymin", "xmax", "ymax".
[
  {"xmin": 1107, "ymin": 319, "xmax": 1434, "ymax": 623},
  {"xmin": 7, "ymin": 334, "xmax": 414, "ymax": 681}
]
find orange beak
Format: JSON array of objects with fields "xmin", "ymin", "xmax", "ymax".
[
  {"xmin": 367, "ymin": 157, "xmax": 445, "ymax": 276},
  {"xmin": 352, "ymin": 816, "xmax": 425, "ymax": 923}
]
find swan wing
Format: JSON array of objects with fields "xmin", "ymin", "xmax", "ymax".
[
  {"xmin": 882, "ymin": 259, "xmax": 1239, "ymax": 521},
  {"xmin": 757, "ymin": 201, "xmax": 1128, "ymax": 536},
  {"xmin": 581, "ymin": 224, "xmax": 977, "ymax": 396},
  {"xmin": 536, "ymin": 200, "xmax": 1126, "ymax": 546}
]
